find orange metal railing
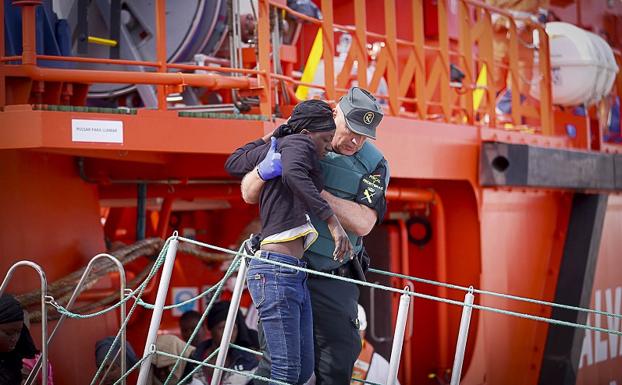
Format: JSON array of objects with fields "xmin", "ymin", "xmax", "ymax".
[
  {"xmin": 263, "ymin": 0, "xmax": 553, "ymax": 133},
  {"xmin": 0, "ymin": 0, "xmax": 554, "ymax": 134}
]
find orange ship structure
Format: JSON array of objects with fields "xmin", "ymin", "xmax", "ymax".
[{"xmin": 1, "ymin": 0, "xmax": 621, "ymax": 384}]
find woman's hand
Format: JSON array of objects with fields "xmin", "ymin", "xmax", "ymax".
[{"xmin": 326, "ymin": 215, "xmax": 353, "ymax": 262}]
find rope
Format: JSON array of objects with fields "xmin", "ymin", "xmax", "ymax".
[
  {"xmin": 30, "ymin": 261, "xmax": 154, "ymax": 323},
  {"xmin": 132, "ymin": 281, "xmax": 220, "ymax": 310},
  {"xmin": 160, "ymin": 345, "xmax": 379, "ymax": 385},
  {"xmin": 89, "ymin": 239, "xmax": 171, "ymax": 385},
  {"xmin": 368, "ymin": 268, "xmax": 622, "ymax": 320},
  {"xmin": 229, "ymin": 343, "xmax": 263, "ymax": 357},
  {"xmin": 45, "ymin": 247, "xmax": 232, "ymax": 317},
  {"xmin": 111, "ymin": 353, "xmax": 153, "ymax": 385},
  {"xmin": 21, "ymin": 238, "xmax": 231, "ymax": 321},
  {"xmin": 177, "ymin": 237, "xmax": 622, "ymax": 337},
  {"xmin": 157, "ymin": 350, "xmax": 294, "ymax": 385},
  {"xmin": 351, "ymin": 378, "xmax": 384, "ymax": 385},
  {"xmin": 18, "ymin": 238, "xmax": 164, "ymax": 308},
  {"xmin": 162, "ymin": 249, "xmax": 244, "ymax": 385}
]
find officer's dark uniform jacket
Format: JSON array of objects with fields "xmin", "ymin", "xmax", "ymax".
[{"xmin": 306, "ymin": 141, "xmax": 390, "ymax": 273}]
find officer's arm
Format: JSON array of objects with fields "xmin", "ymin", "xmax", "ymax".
[
  {"xmin": 323, "ymin": 159, "xmax": 390, "ymax": 236},
  {"xmin": 240, "ymin": 170, "xmax": 265, "ymax": 204},
  {"xmin": 320, "ymin": 191, "xmax": 377, "ymax": 236}
]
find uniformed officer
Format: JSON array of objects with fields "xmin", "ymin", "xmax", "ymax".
[{"xmin": 240, "ymin": 87, "xmax": 390, "ymax": 385}]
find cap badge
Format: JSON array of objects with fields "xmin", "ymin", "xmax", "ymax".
[{"xmin": 363, "ymin": 112, "xmax": 374, "ymax": 125}]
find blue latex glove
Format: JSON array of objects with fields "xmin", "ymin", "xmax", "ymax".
[{"xmin": 256, "ymin": 137, "xmax": 282, "ymax": 180}]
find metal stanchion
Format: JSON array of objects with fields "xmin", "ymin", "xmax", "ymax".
[
  {"xmin": 136, "ymin": 236, "xmax": 179, "ymax": 385},
  {"xmin": 386, "ymin": 287, "xmax": 412, "ymax": 385},
  {"xmin": 210, "ymin": 252, "xmax": 249, "ymax": 385},
  {"xmin": 0, "ymin": 261, "xmax": 49, "ymax": 385},
  {"xmin": 30, "ymin": 254, "xmax": 127, "ymax": 385},
  {"xmin": 450, "ymin": 287, "xmax": 475, "ymax": 385}
]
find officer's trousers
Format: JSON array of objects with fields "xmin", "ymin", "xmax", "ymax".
[
  {"xmin": 308, "ymin": 276, "xmax": 361, "ymax": 385},
  {"xmin": 254, "ymin": 276, "xmax": 361, "ymax": 385}
]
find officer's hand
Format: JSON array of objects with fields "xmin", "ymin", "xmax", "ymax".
[
  {"xmin": 326, "ymin": 215, "xmax": 353, "ymax": 262},
  {"xmin": 256, "ymin": 137, "xmax": 282, "ymax": 180}
]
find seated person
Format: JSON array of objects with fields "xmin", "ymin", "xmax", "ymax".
[
  {"xmin": 0, "ymin": 293, "xmax": 41, "ymax": 385},
  {"xmin": 149, "ymin": 334, "xmax": 202, "ymax": 385},
  {"xmin": 351, "ymin": 305, "xmax": 400, "ymax": 385},
  {"xmin": 179, "ymin": 310, "xmax": 207, "ymax": 348},
  {"xmin": 94, "ymin": 336, "xmax": 138, "ymax": 385},
  {"xmin": 21, "ymin": 310, "xmax": 54, "ymax": 385},
  {"xmin": 185, "ymin": 301, "xmax": 259, "ymax": 385}
]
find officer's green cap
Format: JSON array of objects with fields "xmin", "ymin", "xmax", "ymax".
[{"xmin": 338, "ymin": 87, "xmax": 384, "ymax": 139}]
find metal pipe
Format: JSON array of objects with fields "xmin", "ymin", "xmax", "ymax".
[
  {"xmin": 386, "ymin": 287, "xmax": 412, "ymax": 385},
  {"xmin": 210, "ymin": 255, "xmax": 249, "ymax": 385},
  {"xmin": 271, "ymin": 8, "xmax": 281, "ymax": 111},
  {"xmin": 155, "ymin": 0, "xmax": 167, "ymax": 109},
  {"xmin": 387, "ymin": 224, "xmax": 402, "ymax": 344},
  {"xmin": 257, "ymin": 0, "xmax": 272, "ymax": 117},
  {"xmin": 434, "ymin": 196, "xmax": 450, "ymax": 369},
  {"xmin": 386, "ymin": 187, "xmax": 435, "ymax": 203},
  {"xmin": 136, "ymin": 236, "xmax": 180, "ymax": 385},
  {"xmin": 17, "ymin": 1, "xmax": 40, "ymax": 66},
  {"xmin": 370, "ymin": 283, "xmax": 389, "ymax": 343},
  {"xmin": 167, "ymin": 103, "xmax": 236, "ymax": 111},
  {"xmin": 463, "ymin": 0, "xmax": 525, "ymax": 21},
  {"xmin": 34, "ymin": 54, "xmax": 160, "ymax": 67},
  {"xmin": 136, "ymin": 183, "xmax": 147, "ymax": 241},
  {"xmin": 25, "ymin": 254, "xmax": 127, "ymax": 385},
  {"xmin": 230, "ymin": 0, "xmax": 242, "ymax": 74},
  {"xmin": 1, "ymin": 65, "xmax": 256, "ymax": 90},
  {"xmin": 397, "ymin": 219, "xmax": 413, "ymax": 384},
  {"xmin": 450, "ymin": 289, "xmax": 475, "ymax": 385},
  {"xmin": 167, "ymin": 63, "xmax": 261, "ymax": 76},
  {"xmin": 0, "ymin": 261, "xmax": 48, "ymax": 385},
  {"xmin": 2, "ymin": 55, "xmax": 233, "ymax": 69},
  {"xmin": 321, "ymin": 0, "xmax": 336, "ymax": 101},
  {"xmin": 157, "ymin": 196, "xmax": 174, "ymax": 239}
]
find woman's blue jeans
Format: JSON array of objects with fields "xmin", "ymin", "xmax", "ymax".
[{"xmin": 247, "ymin": 251, "xmax": 314, "ymax": 385}]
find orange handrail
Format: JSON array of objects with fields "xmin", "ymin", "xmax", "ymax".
[
  {"xmin": 2, "ymin": 65, "xmax": 256, "ymax": 89},
  {"xmin": 0, "ymin": 0, "xmax": 555, "ymax": 135}
]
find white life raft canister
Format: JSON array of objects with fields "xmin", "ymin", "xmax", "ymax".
[{"xmin": 531, "ymin": 22, "xmax": 619, "ymax": 106}]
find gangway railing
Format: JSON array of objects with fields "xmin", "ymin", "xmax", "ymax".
[
  {"xmin": 4, "ymin": 235, "xmax": 622, "ymax": 385},
  {"xmin": 0, "ymin": 261, "xmax": 49, "ymax": 385},
  {"xmin": 24, "ymin": 254, "xmax": 128, "ymax": 385},
  {"xmin": 135, "ymin": 236, "xmax": 179, "ymax": 385}
]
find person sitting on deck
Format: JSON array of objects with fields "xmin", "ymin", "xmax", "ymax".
[
  {"xmin": 350, "ymin": 304, "xmax": 400, "ymax": 385},
  {"xmin": 94, "ymin": 336, "xmax": 138, "ymax": 385},
  {"xmin": 224, "ymin": 99, "xmax": 352, "ymax": 385},
  {"xmin": 179, "ymin": 310, "xmax": 208, "ymax": 348},
  {"xmin": 148, "ymin": 334, "xmax": 203, "ymax": 385},
  {"xmin": 0, "ymin": 293, "xmax": 42, "ymax": 385},
  {"xmin": 184, "ymin": 301, "xmax": 259, "ymax": 385}
]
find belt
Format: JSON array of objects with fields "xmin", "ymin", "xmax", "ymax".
[{"xmin": 315, "ymin": 262, "xmax": 354, "ymax": 279}]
